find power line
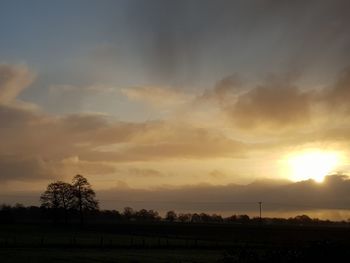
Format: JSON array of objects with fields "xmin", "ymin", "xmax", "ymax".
[{"xmin": 258, "ymin": 201, "xmax": 262, "ymax": 219}]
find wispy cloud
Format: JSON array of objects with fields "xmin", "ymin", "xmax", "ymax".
[
  {"xmin": 0, "ymin": 64, "xmax": 36, "ymax": 105},
  {"xmin": 121, "ymin": 86, "xmax": 192, "ymax": 107}
]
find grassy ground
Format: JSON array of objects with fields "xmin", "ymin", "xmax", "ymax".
[
  {"xmin": 0, "ymin": 223, "xmax": 349, "ymax": 262},
  {"xmin": 0, "ymin": 248, "xmax": 222, "ymax": 263}
]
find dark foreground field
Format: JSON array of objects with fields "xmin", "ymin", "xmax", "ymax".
[{"xmin": 1, "ymin": 223, "xmax": 350, "ymax": 262}]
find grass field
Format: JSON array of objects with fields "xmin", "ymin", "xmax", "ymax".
[
  {"xmin": 0, "ymin": 223, "xmax": 349, "ymax": 262},
  {"xmin": 0, "ymin": 248, "xmax": 222, "ymax": 263}
]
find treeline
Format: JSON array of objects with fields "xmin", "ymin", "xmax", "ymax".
[
  {"xmin": 0, "ymin": 174, "xmax": 348, "ymax": 226},
  {"xmin": 0, "ymin": 204, "xmax": 348, "ymax": 226},
  {"xmin": 40, "ymin": 174, "xmax": 98, "ymax": 225}
]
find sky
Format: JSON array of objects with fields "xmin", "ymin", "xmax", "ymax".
[{"xmin": 1, "ymin": 0, "xmax": 350, "ymax": 219}]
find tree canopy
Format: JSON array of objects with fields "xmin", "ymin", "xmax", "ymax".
[{"xmin": 40, "ymin": 175, "xmax": 98, "ymax": 224}]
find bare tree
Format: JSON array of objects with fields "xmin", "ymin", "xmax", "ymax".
[
  {"xmin": 58, "ymin": 182, "xmax": 75, "ymax": 223},
  {"xmin": 178, "ymin": 213, "xmax": 191, "ymax": 223},
  {"xmin": 135, "ymin": 209, "xmax": 160, "ymax": 221},
  {"xmin": 40, "ymin": 182, "xmax": 61, "ymax": 210},
  {"xmin": 165, "ymin": 210, "xmax": 177, "ymax": 222},
  {"xmin": 123, "ymin": 207, "xmax": 134, "ymax": 221},
  {"xmin": 40, "ymin": 181, "xmax": 74, "ymax": 223},
  {"xmin": 72, "ymin": 174, "xmax": 99, "ymax": 226}
]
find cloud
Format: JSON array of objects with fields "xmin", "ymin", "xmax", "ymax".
[
  {"xmin": 0, "ymin": 155, "xmax": 57, "ymax": 181},
  {"xmin": 0, "ymin": 154, "xmax": 115, "ymax": 182},
  {"xmin": 99, "ymin": 174, "xmax": 350, "ymax": 220},
  {"xmin": 324, "ymin": 67, "xmax": 350, "ymax": 112},
  {"xmin": 3, "ymin": 111, "xmax": 142, "ymax": 159},
  {"xmin": 216, "ymin": 68, "xmax": 350, "ymax": 131},
  {"xmin": 127, "ymin": 168, "xmax": 164, "ymax": 177},
  {"xmin": 88, "ymin": 43, "xmax": 119, "ymax": 65},
  {"xmin": 227, "ymin": 79, "xmax": 313, "ymax": 129},
  {"xmin": 0, "ymin": 104, "xmax": 143, "ymax": 181},
  {"xmin": 0, "ymin": 64, "xmax": 36, "ymax": 105},
  {"xmin": 3, "ymin": 175, "xmax": 350, "ymax": 220},
  {"xmin": 49, "ymin": 84, "xmax": 118, "ymax": 95},
  {"xmin": 2, "ymin": 62, "xmax": 350, "ymax": 189},
  {"xmin": 209, "ymin": 170, "xmax": 227, "ymax": 179},
  {"xmin": 0, "ymin": 103, "xmax": 38, "ymax": 128},
  {"xmin": 46, "ymin": 84, "xmax": 120, "ymax": 113},
  {"xmin": 121, "ymin": 86, "xmax": 192, "ymax": 107},
  {"xmin": 198, "ymin": 74, "xmax": 243, "ymax": 104},
  {"xmin": 80, "ymin": 122, "xmax": 245, "ymax": 162},
  {"xmin": 0, "ymin": 98, "xmax": 246, "ymax": 182},
  {"xmin": 61, "ymin": 156, "xmax": 116, "ymax": 175},
  {"xmin": 195, "ymin": 73, "xmax": 317, "ymax": 131},
  {"xmin": 124, "ymin": 0, "xmax": 350, "ymax": 85}
]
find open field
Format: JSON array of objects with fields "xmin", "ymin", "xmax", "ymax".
[
  {"xmin": 0, "ymin": 223, "xmax": 350, "ymax": 262},
  {"xmin": 0, "ymin": 248, "xmax": 222, "ymax": 263}
]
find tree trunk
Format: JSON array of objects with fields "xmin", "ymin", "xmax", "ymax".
[
  {"xmin": 78, "ymin": 185, "xmax": 83, "ymax": 226},
  {"xmin": 79, "ymin": 205, "xmax": 83, "ymax": 226}
]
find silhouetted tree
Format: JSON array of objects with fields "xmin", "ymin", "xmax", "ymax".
[
  {"xmin": 72, "ymin": 174, "xmax": 99, "ymax": 226},
  {"xmin": 199, "ymin": 213, "xmax": 211, "ymax": 222},
  {"xmin": 291, "ymin": 214, "xmax": 313, "ymax": 225},
  {"xmin": 123, "ymin": 207, "xmax": 135, "ymax": 221},
  {"xmin": 0, "ymin": 204, "xmax": 14, "ymax": 223},
  {"xmin": 40, "ymin": 181, "xmax": 75, "ymax": 223},
  {"xmin": 165, "ymin": 210, "xmax": 177, "ymax": 222},
  {"xmin": 225, "ymin": 215, "xmax": 237, "ymax": 223},
  {"xmin": 40, "ymin": 182, "xmax": 60, "ymax": 209},
  {"xmin": 211, "ymin": 213, "xmax": 223, "ymax": 223},
  {"xmin": 100, "ymin": 209, "xmax": 122, "ymax": 221},
  {"xmin": 178, "ymin": 213, "xmax": 191, "ymax": 223},
  {"xmin": 135, "ymin": 209, "xmax": 148, "ymax": 220},
  {"xmin": 40, "ymin": 182, "xmax": 62, "ymax": 223},
  {"xmin": 237, "ymin": 214, "xmax": 250, "ymax": 223},
  {"xmin": 58, "ymin": 182, "xmax": 75, "ymax": 223},
  {"xmin": 135, "ymin": 209, "xmax": 161, "ymax": 221},
  {"xmin": 191, "ymin": 213, "xmax": 201, "ymax": 223}
]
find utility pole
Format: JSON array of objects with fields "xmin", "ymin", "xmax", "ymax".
[{"xmin": 258, "ymin": 201, "xmax": 262, "ymax": 220}]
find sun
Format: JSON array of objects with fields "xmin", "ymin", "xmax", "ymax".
[{"xmin": 287, "ymin": 150, "xmax": 340, "ymax": 183}]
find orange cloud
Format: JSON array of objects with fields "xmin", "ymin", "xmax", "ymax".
[{"xmin": 0, "ymin": 64, "xmax": 36, "ymax": 105}]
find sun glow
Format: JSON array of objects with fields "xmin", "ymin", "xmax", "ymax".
[{"xmin": 287, "ymin": 150, "xmax": 340, "ymax": 183}]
